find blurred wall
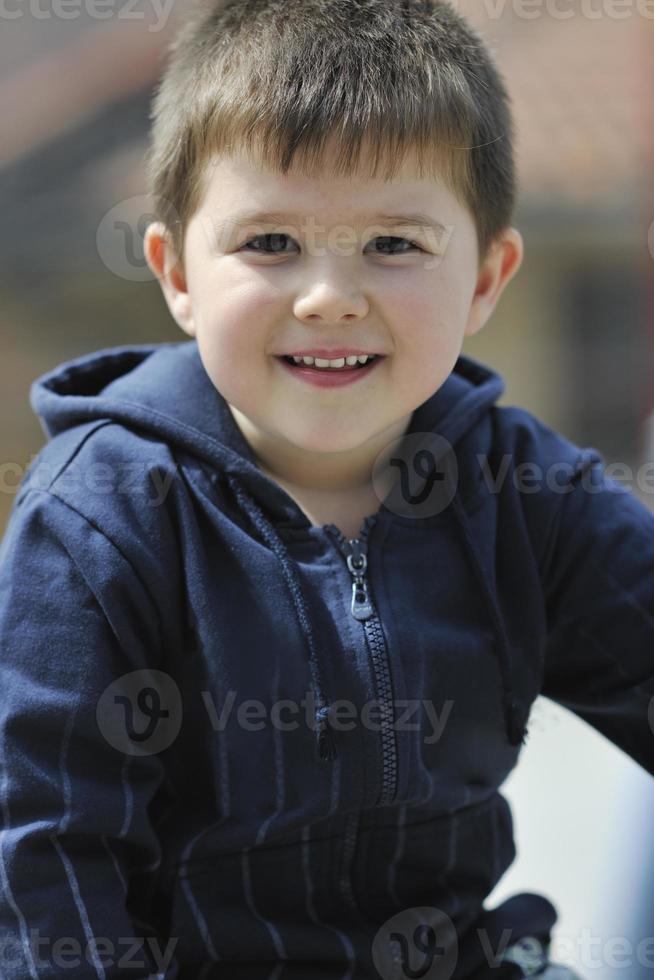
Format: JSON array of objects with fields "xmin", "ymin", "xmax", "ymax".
[{"xmin": 457, "ymin": 6, "xmax": 654, "ymax": 976}]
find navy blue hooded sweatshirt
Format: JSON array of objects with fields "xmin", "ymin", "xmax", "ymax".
[{"xmin": 0, "ymin": 339, "xmax": 652, "ymax": 980}]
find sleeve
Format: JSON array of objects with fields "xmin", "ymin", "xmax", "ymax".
[
  {"xmin": 539, "ymin": 448, "xmax": 654, "ymax": 777},
  {"xmin": 0, "ymin": 488, "xmax": 181, "ymax": 979}
]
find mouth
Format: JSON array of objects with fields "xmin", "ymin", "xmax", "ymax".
[
  {"xmin": 274, "ymin": 353, "xmax": 385, "ymax": 387},
  {"xmin": 276, "ymin": 354, "xmax": 384, "ymax": 372}
]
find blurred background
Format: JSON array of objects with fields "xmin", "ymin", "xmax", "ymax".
[{"xmin": 0, "ymin": 0, "xmax": 653, "ymax": 976}]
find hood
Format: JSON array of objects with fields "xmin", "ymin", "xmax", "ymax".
[{"xmin": 30, "ymin": 340, "xmax": 527, "ymax": 759}]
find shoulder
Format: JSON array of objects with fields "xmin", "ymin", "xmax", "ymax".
[
  {"xmin": 480, "ymin": 405, "xmax": 606, "ymax": 564},
  {"xmin": 456, "ymin": 403, "xmax": 606, "ymax": 569},
  {"xmin": 455, "ymin": 402, "xmax": 603, "ymax": 506},
  {"xmin": 20, "ymin": 418, "xmax": 181, "ymax": 510},
  {"xmin": 15, "ymin": 420, "xmax": 187, "ymax": 610},
  {"xmin": 484, "ymin": 404, "xmax": 603, "ymax": 487}
]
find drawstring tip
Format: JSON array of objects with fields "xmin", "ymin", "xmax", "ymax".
[
  {"xmin": 315, "ymin": 705, "xmax": 338, "ymax": 761},
  {"xmin": 504, "ymin": 692, "xmax": 529, "ymax": 747}
]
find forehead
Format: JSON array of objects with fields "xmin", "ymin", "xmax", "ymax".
[{"xmin": 195, "ymin": 140, "xmax": 460, "ymax": 224}]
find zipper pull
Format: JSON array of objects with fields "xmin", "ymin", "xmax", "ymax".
[
  {"xmin": 324, "ymin": 524, "xmax": 377, "ymax": 621},
  {"xmin": 347, "ymin": 541, "xmax": 375, "ymax": 621}
]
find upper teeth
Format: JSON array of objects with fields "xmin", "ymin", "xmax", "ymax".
[{"xmin": 291, "ymin": 355, "xmax": 376, "ymax": 368}]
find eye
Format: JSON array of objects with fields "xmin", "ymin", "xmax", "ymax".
[
  {"xmin": 239, "ymin": 233, "xmax": 424, "ymax": 256},
  {"xmin": 367, "ymin": 236, "xmax": 423, "ymax": 256},
  {"xmin": 241, "ymin": 234, "xmax": 297, "ymax": 254}
]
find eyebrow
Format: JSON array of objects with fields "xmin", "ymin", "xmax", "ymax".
[{"xmin": 218, "ymin": 210, "xmax": 447, "ymax": 233}]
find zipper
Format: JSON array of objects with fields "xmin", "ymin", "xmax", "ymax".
[{"xmin": 324, "ymin": 516, "xmax": 398, "ymax": 807}]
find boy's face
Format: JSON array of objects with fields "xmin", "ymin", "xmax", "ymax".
[{"xmin": 145, "ymin": 142, "xmax": 523, "ymax": 485}]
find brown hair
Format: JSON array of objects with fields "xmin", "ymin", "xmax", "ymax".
[{"xmin": 144, "ymin": 0, "xmax": 517, "ymax": 269}]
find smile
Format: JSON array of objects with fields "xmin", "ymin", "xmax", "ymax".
[{"xmin": 274, "ymin": 354, "xmax": 385, "ymax": 388}]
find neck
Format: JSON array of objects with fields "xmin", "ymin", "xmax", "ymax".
[{"xmin": 229, "ymin": 406, "xmax": 413, "ymax": 495}]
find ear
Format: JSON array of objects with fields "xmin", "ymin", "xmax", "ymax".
[
  {"xmin": 464, "ymin": 227, "xmax": 524, "ymax": 338},
  {"xmin": 144, "ymin": 222, "xmax": 196, "ymax": 337}
]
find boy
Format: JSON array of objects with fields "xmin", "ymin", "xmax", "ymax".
[{"xmin": 0, "ymin": 0, "xmax": 652, "ymax": 978}]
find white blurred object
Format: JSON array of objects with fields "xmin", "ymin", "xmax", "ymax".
[{"xmin": 486, "ymin": 696, "xmax": 654, "ymax": 980}]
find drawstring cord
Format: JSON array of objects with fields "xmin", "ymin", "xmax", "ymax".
[{"xmin": 225, "ymin": 474, "xmax": 338, "ymax": 761}]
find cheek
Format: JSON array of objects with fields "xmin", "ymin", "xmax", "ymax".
[
  {"xmin": 386, "ymin": 278, "xmax": 458, "ymax": 350},
  {"xmin": 199, "ymin": 277, "xmax": 280, "ymax": 357}
]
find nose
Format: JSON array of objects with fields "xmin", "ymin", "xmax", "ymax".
[{"xmin": 293, "ymin": 268, "xmax": 369, "ymax": 323}]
